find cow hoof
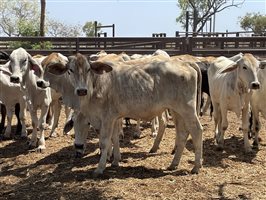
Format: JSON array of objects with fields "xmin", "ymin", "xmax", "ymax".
[
  {"xmin": 111, "ymin": 161, "xmax": 119, "ymax": 167},
  {"xmin": 216, "ymin": 145, "xmax": 224, "ymax": 151},
  {"xmin": 151, "ymin": 132, "xmax": 157, "ymax": 138},
  {"xmin": 167, "ymin": 165, "xmax": 176, "ymax": 171},
  {"xmin": 191, "ymin": 166, "xmax": 200, "ymax": 174},
  {"xmin": 133, "ymin": 132, "xmax": 141, "ymax": 139},
  {"xmin": 49, "ymin": 132, "xmax": 58, "ymax": 138},
  {"xmin": 36, "ymin": 146, "xmax": 46, "ymax": 153},
  {"xmin": 171, "ymin": 149, "xmax": 176, "ymax": 155},
  {"xmin": 75, "ymin": 151, "xmax": 83, "ymax": 158},
  {"xmin": 2, "ymin": 135, "xmax": 11, "ymax": 140},
  {"xmin": 252, "ymin": 140, "xmax": 259, "ymax": 148},
  {"xmin": 92, "ymin": 169, "xmax": 103, "ymax": 178},
  {"xmin": 244, "ymin": 147, "xmax": 253, "ymax": 154},
  {"xmin": 149, "ymin": 148, "xmax": 157, "ymax": 153},
  {"xmin": 20, "ymin": 135, "xmax": 28, "ymax": 140}
]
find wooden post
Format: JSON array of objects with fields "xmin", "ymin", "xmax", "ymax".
[
  {"xmin": 94, "ymin": 21, "xmax": 98, "ymax": 37},
  {"xmin": 235, "ymin": 32, "xmax": 239, "ymax": 48},
  {"xmin": 185, "ymin": 11, "xmax": 189, "ymax": 38}
]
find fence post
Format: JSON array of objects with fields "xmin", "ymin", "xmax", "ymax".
[
  {"xmin": 235, "ymin": 32, "xmax": 239, "ymax": 48},
  {"xmin": 221, "ymin": 33, "xmax": 224, "ymax": 49},
  {"xmin": 76, "ymin": 37, "xmax": 80, "ymax": 53}
]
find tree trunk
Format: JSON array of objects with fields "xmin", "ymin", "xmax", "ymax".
[{"xmin": 40, "ymin": 0, "xmax": 46, "ymax": 36}]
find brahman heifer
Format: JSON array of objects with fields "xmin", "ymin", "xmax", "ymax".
[
  {"xmin": 208, "ymin": 53, "xmax": 261, "ymax": 152},
  {"xmin": 45, "ymin": 53, "xmax": 203, "ymax": 176},
  {"xmin": 8, "ymin": 48, "xmax": 51, "ymax": 151},
  {"xmin": 0, "ymin": 51, "xmax": 22, "ymax": 135},
  {"xmin": 0, "ymin": 66, "xmax": 27, "ymax": 138},
  {"xmin": 250, "ymin": 59, "xmax": 266, "ymax": 148}
]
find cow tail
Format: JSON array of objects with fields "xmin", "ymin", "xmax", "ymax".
[{"xmin": 188, "ymin": 62, "xmax": 202, "ymax": 116}]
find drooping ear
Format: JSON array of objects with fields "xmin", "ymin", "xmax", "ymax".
[
  {"xmin": 46, "ymin": 62, "xmax": 68, "ymax": 76},
  {"xmin": 259, "ymin": 60, "xmax": 266, "ymax": 69},
  {"xmin": 220, "ymin": 63, "xmax": 238, "ymax": 73},
  {"xmin": 28, "ymin": 54, "xmax": 43, "ymax": 77},
  {"xmin": 90, "ymin": 61, "xmax": 113, "ymax": 75},
  {"xmin": 42, "ymin": 53, "xmax": 69, "ymax": 76},
  {"xmin": 0, "ymin": 51, "xmax": 9, "ymax": 61}
]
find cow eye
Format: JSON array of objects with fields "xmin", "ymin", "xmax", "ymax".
[
  {"xmin": 243, "ymin": 66, "xmax": 247, "ymax": 70},
  {"xmin": 69, "ymin": 68, "xmax": 74, "ymax": 73}
]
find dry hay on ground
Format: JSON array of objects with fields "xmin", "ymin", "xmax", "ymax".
[{"xmin": 0, "ymin": 109, "xmax": 266, "ymax": 200}]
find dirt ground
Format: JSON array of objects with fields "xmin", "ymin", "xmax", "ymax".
[{"xmin": 1, "ymin": 107, "xmax": 266, "ymax": 200}]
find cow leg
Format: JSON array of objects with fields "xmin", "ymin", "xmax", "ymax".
[
  {"xmin": 74, "ymin": 112, "xmax": 88, "ymax": 158},
  {"xmin": 15, "ymin": 103, "xmax": 22, "ymax": 135},
  {"xmin": 64, "ymin": 105, "xmax": 71, "ymax": 122},
  {"xmin": 251, "ymin": 108, "xmax": 260, "ymax": 148},
  {"xmin": 29, "ymin": 109, "xmax": 38, "ymax": 148},
  {"xmin": 167, "ymin": 112, "xmax": 189, "ymax": 170},
  {"xmin": 94, "ymin": 119, "xmax": 115, "ymax": 176},
  {"xmin": 49, "ymin": 100, "xmax": 61, "ymax": 137},
  {"xmin": 201, "ymin": 95, "xmax": 211, "ymax": 116},
  {"xmin": 36, "ymin": 105, "xmax": 49, "ymax": 152},
  {"xmin": 19, "ymin": 101, "xmax": 27, "ymax": 138},
  {"xmin": 217, "ymin": 107, "xmax": 228, "ymax": 150},
  {"xmin": 151, "ymin": 116, "xmax": 159, "ymax": 137},
  {"xmin": 0, "ymin": 104, "xmax": 6, "ymax": 134},
  {"xmin": 149, "ymin": 113, "xmax": 167, "ymax": 153},
  {"xmin": 242, "ymin": 104, "xmax": 252, "ymax": 153},
  {"xmin": 110, "ymin": 119, "xmax": 122, "ymax": 167},
  {"xmin": 3, "ymin": 108, "xmax": 12, "ymax": 139},
  {"xmin": 133, "ymin": 119, "xmax": 141, "ymax": 138},
  {"xmin": 213, "ymin": 102, "xmax": 221, "ymax": 141},
  {"xmin": 171, "ymin": 110, "xmax": 203, "ymax": 174}
]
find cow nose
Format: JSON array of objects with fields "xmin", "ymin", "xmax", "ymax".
[
  {"xmin": 36, "ymin": 80, "xmax": 46, "ymax": 88},
  {"xmin": 10, "ymin": 76, "xmax": 20, "ymax": 83},
  {"xmin": 76, "ymin": 88, "xmax": 87, "ymax": 96},
  {"xmin": 251, "ymin": 82, "xmax": 260, "ymax": 90}
]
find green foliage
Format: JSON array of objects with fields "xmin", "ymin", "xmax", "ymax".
[
  {"xmin": 0, "ymin": 0, "xmax": 40, "ymax": 36},
  {"xmin": 9, "ymin": 41, "xmax": 52, "ymax": 50},
  {"xmin": 176, "ymin": 0, "xmax": 245, "ymax": 33},
  {"xmin": 82, "ymin": 21, "xmax": 102, "ymax": 37},
  {"xmin": 239, "ymin": 13, "xmax": 266, "ymax": 34}
]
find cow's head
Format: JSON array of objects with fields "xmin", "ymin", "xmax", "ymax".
[
  {"xmin": 8, "ymin": 48, "xmax": 43, "ymax": 84},
  {"xmin": 36, "ymin": 53, "xmax": 69, "ymax": 89},
  {"xmin": 46, "ymin": 53, "xmax": 112, "ymax": 97},
  {"xmin": 221, "ymin": 53, "xmax": 261, "ymax": 90}
]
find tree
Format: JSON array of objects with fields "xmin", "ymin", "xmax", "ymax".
[
  {"xmin": 46, "ymin": 19, "xmax": 82, "ymax": 37},
  {"xmin": 0, "ymin": 0, "xmax": 40, "ymax": 36},
  {"xmin": 176, "ymin": 0, "xmax": 245, "ymax": 33},
  {"xmin": 239, "ymin": 13, "xmax": 266, "ymax": 34},
  {"xmin": 40, "ymin": 0, "xmax": 46, "ymax": 36},
  {"xmin": 82, "ymin": 21, "xmax": 102, "ymax": 37}
]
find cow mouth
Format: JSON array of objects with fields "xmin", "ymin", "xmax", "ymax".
[{"xmin": 77, "ymin": 89, "xmax": 87, "ymax": 96}]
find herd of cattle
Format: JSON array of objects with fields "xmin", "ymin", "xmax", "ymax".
[{"xmin": 0, "ymin": 47, "xmax": 266, "ymax": 177}]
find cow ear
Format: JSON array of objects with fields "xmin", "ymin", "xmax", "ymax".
[
  {"xmin": 42, "ymin": 53, "xmax": 69, "ymax": 76},
  {"xmin": 28, "ymin": 54, "xmax": 43, "ymax": 77},
  {"xmin": 259, "ymin": 61, "xmax": 266, "ymax": 69},
  {"xmin": 0, "ymin": 51, "xmax": 9, "ymax": 61},
  {"xmin": 221, "ymin": 64, "xmax": 238, "ymax": 73},
  {"xmin": 47, "ymin": 63, "xmax": 68, "ymax": 75},
  {"xmin": 90, "ymin": 61, "xmax": 113, "ymax": 74}
]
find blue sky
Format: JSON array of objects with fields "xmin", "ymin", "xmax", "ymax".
[{"xmin": 46, "ymin": 0, "xmax": 266, "ymax": 37}]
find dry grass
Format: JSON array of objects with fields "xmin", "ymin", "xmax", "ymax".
[{"xmin": 1, "ymin": 108, "xmax": 266, "ymax": 200}]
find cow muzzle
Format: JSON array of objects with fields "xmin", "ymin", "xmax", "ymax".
[
  {"xmin": 74, "ymin": 143, "xmax": 84, "ymax": 158},
  {"xmin": 251, "ymin": 82, "xmax": 260, "ymax": 90},
  {"xmin": 10, "ymin": 76, "xmax": 20, "ymax": 84},
  {"xmin": 76, "ymin": 88, "xmax": 88, "ymax": 96},
  {"xmin": 36, "ymin": 80, "xmax": 49, "ymax": 89}
]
